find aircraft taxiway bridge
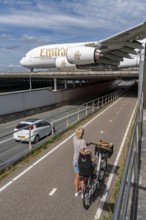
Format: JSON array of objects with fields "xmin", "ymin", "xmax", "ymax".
[
  {"xmin": 0, "ymin": 69, "xmax": 139, "ymax": 80},
  {"xmin": 0, "ymin": 68, "xmax": 139, "ymax": 92}
]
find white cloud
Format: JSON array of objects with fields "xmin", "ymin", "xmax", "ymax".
[
  {"xmin": 21, "ymin": 34, "xmax": 50, "ymax": 45},
  {"xmin": 61, "ymin": 0, "xmax": 146, "ymax": 30},
  {"xmin": 21, "ymin": 34, "xmax": 36, "ymax": 42},
  {"xmin": 0, "ymin": 0, "xmax": 146, "ymax": 33},
  {"xmin": 0, "ymin": 33, "xmax": 10, "ymax": 39}
]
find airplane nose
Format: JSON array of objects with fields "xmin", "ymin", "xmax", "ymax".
[{"xmin": 20, "ymin": 57, "xmax": 26, "ymax": 66}]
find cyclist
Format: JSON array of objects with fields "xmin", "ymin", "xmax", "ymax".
[{"xmin": 73, "ymin": 127, "xmax": 87, "ymax": 197}]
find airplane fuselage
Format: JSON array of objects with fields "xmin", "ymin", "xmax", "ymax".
[
  {"xmin": 20, "ymin": 41, "xmax": 99, "ymax": 69},
  {"xmin": 20, "ymin": 22, "xmax": 146, "ymax": 71}
]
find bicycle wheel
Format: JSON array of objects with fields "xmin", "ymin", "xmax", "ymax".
[
  {"xmin": 83, "ymin": 185, "xmax": 91, "ymax": 210},
  {"xmin": 98, "ymin": 158, "xmax": 107, "ymax": 182}
]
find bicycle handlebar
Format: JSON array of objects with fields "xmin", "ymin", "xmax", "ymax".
[{"xmin": 86, "ymin": 142, "xmax": 97, "ymax": 146}]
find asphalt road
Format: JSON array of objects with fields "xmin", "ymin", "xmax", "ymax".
[
  {"xmin": 0, "ymin": 89, "xmax": 137, "ymax": 220},
  {"xmin": 0, "ymin": 104, "xmax": 89, "ymax": 170}
]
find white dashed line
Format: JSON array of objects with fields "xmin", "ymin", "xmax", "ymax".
[
  {"xmin": 0, "ymin": 181, "xmax": 13, "ymax": 192},
  {"xmin": 49, "ymin": 188, "xmax": 57, "ymax": 196},
  {"xmin": 0, "ymin": 137, "xmax": 13, "ymax": 144}
]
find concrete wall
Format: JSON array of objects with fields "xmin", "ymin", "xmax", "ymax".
[{"xmin": 0, "ymin": 81, "xmax": 116, "ymax": 122}]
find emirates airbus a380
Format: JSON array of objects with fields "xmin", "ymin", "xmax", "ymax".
[{"xmin": 20, "ymin": 22, "xmax": 146, "ymax": 71}]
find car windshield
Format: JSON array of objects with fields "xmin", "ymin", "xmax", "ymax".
[{"xmin": 16, "ymin": 123, "xmax": 30, "ymax": 130}]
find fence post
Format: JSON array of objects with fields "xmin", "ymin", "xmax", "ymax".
[
  {"xmin": 102, "ymin": 97, "xmax": 104, "ymax": 107},
  {"xmin": 112, "ymin": 92, "xmax": 114, "ymax": 101},
  {"xmin": 29, "ymin": 126, "xmax": 32, "ymax": 151},
  {"xmin": 78, "ymin": 107, "xmax": 80, "ymax": 121},
  {"xmin": 97, "ymin": 98, "xmax": 99, "ymax": 110},
  {"xmin": 67, "ymin": 112, "xmax": 69, "ymax": 127},
  {"xmin": 51, "ymin": 117, "xmax": 54, "ymax": 136},
  {"xmin": 92, "ymin": 100, "xmax": 94, "ymax": 113},
  {"xmin": 107, "ymin": 94, "xmax": 109, "ymax": 103},
  {"xmin": 86, "ymin": 104, "xmax": 88, "ymax": 116},
  {"xmin": 110, "ymin": 93, "xmax": 112, "ymax": 102},
  {"xmin": 111, "ymin": 93, "xmax": 113, "ymax": 101}
]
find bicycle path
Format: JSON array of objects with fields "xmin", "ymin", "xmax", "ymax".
[{"xmin": 0, "ymin": 91, "xmax": 137, "ymax": 220}]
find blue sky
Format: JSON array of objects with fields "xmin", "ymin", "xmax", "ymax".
[{"xmin": 0, "ymin": 0, "xmax": 146, "ymax": 72}]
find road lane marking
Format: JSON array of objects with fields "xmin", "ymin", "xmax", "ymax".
[
  {"xmin": 94, "ymin": 102, "xmax": 137, "ymax": 220},
  {"xmin": 5, "ymin": 125, "xmax": 16, "ymax": 129},
  {"xmin": 0, "ymin": 137, "xmax": 13, "ymax": 144},
  {"xmin": 12, "ymin": 166, "xmax": 33, "ymax": 181},
  {"xmin": 0, "ymin": 97, "xmax": 122, "ymax": 193},
  {"xmin": 0, "ymin": 166, "xmax": 34, "ymax": 192},
  {"xmin": 0, "ymin": 181, "xmax": 13, "ymax": 192},
  {"xmin": 0, "ymin": 134, "xmax": 76, "ymax": 192},
  {"xmin": 49, "ymin": 188, "xmax": 57, "ymax": 196}
]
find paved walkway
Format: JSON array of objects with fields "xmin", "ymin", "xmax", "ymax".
[{"xmin": 137, "ymin": 110, "xmax": 146, "ymax": 219}]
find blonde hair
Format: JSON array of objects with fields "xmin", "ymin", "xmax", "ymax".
[
  {"xmin": 84, "ymin": 149, "xmax": 92, "ymax": 157},
  {"xmin": 75, "ymin": 127, "xmax": 84, "ymax": 138}
]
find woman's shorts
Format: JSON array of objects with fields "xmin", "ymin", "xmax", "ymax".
[{"xmin": 73, "ymin": 161, "xmax": 79, "ymax": 173}]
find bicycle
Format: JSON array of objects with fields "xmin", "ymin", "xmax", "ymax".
[{"xmin": 78, "ymin": 140, "xmax": 114, "ymax": 210}]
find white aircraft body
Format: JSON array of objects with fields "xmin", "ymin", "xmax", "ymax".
[{"xmin": 20, "ymin": 22, "xmax": 146, "ymax": 71}]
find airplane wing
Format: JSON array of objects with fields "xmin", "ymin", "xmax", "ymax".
[{"xmin": 85, "ymin": 22, "xmax": 146, "ymax": 68}]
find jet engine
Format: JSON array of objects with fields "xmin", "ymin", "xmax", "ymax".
[
  {"xmin": 56, "ymin": 57, "xmax": 76, "ymax": 69},
  {"xmin": 66, "ymin": 46, "xmax": 103, "ymax": 65}
]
